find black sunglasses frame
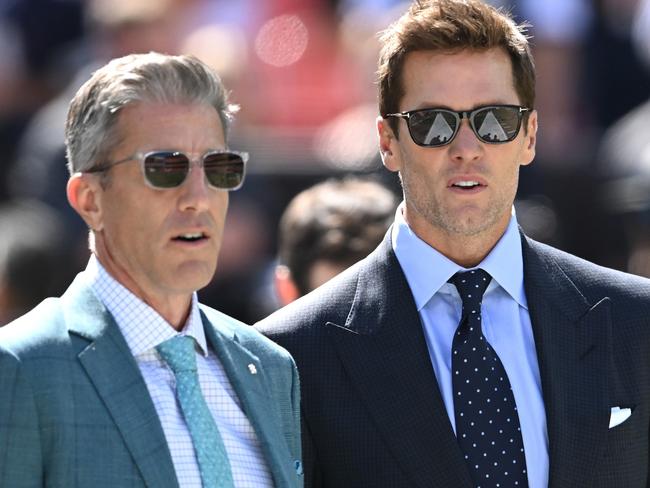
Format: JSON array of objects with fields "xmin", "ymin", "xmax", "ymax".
[
  {"xmin": 86, "ymin": 149, "xmax": 249, "ymax": 191},
  {"xmin": 385, "ymin": 104, "xmax": 532, "ymax": 147}
]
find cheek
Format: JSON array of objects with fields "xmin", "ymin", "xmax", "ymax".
[
  {"xmin": 106, "ymin": 210, "xmax": 145, "ymax": 253},
  {"xmin": 211, "ymin": 193, "xmax": 229, "ymax": 223},
  {"xmin": 499, "ymin": 160, "xmax": 523, "ymax": 199},
  {"xmin": 402, "ymin": 151, "xmax": 443, "ymax": 186},
  {"xmin": 104, "ymin": 195, "xmax": 160, "ymax": 245}
]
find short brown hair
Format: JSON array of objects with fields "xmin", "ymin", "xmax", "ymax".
[
  {"xmin": 378, "ymin": 0, "xmax": 535, "ymax": 136},
  {"xmin": 278, "ymin": 178, "xmax": 397, "ymax": 296}
]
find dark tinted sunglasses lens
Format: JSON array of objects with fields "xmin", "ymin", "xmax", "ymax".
[
  {"xmin": 408, "ymin": 110, "xmax": 458, "ymax": 146},
  {"xmin": 472, "ymin": 107, "xmax": 521, "ymax": 143},
  {"xmin": 203, "ymin": 153, "xmax": 245, "ymax": 189},
  {"xmin": 144, "ymin": 152, "xmax": 189, "ymax": 188}
]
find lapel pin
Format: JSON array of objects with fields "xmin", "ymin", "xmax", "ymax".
[{"xmin": 248, "ymin": 363, "xmax": 258, "ymax": 375}]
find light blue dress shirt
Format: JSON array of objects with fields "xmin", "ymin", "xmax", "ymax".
[{"xmin": 392, "ymin": 206, "xmax": 549, "ymax": 488}]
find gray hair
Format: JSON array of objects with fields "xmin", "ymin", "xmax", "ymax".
[{"xmin": 65, "ymin": 52, "xmax": 238, "ymax": 174}]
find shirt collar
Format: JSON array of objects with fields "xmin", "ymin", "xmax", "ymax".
[
  {"xmin": 391, "ymin": 204, "xmax": 527, "ymax": 311},
  {"xmin": 86, "ymin": 255, "xmax": 208, "ymax": 357}
]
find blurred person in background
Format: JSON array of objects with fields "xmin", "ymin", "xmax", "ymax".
[
  {"xmin": 0, "ymin": 199, "xmax": 72, "ymax": 325},
  {"xmin": 0, "ymin": 53, "xmax": 302, "ymax": 488},
  {"xmin": 596, "ymin": 0, "xmax": 650, "ymax": 277},
  {"xmin": 257, "ymin": 1, "xmax": 650, "ymax": 487},
  {"xmin": 274, "ymin": 177, "xmax": 397, "ymax": 305},
  {"xmin": 0, "ymin": 0, "xmax": 84, "ymax": 201},
  {"xmin": 8, "ymin": 0, "xmax": 190, "ymax": 236},
  {"xmin": 513, "ymin": 0, "xmax": 650, "ymax": 269},
  {"xmin": 2, "ymin": 0, "xmax": 649, "ymax": 328}
]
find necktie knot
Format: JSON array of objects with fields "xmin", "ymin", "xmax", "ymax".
[
  {"xmin": 156, "ymin": 335, "xmax": 197, "ymax": 374},
  {"xmin": 450, "ymin": 269, "xmax": 491, "ymax": 313}
]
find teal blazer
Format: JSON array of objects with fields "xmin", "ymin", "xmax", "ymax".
[{"xmin": 0, "ymin": 273, "xmax": 303, "ymax": 488}]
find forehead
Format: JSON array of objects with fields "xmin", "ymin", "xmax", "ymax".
[
  {"xmin": 113, "ymin": 101, "xmax": 225, "ymax": 153},
  {"xmin": 399, "ymin": 48, "xmax": 519, "ymax": 110}
]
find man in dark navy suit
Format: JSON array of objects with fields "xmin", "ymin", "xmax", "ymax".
[{"xmin": 257, "ymin": 1, "xmax": 650, "ymax": 487}]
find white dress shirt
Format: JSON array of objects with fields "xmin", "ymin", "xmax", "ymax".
[
  {"xmin": 392, "ymin": 206, "xmax": 549, "ymax": 488},
  {"xmin": 86, "ymin": 256, "xmax": 273, "ymax": 488}
]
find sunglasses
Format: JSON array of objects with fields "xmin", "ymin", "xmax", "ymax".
[
  {"xmin": 87, "ymin": 149, "xmax": 248, "ymax": 190},
  {"xmin": 385, "ymin": 104, "xmax": 532, "ymax": 147}
]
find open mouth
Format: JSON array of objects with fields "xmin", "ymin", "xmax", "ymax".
[
  {"xmin": 451, "ymin": 180, "xmax": 483, "ymax": 190},
  {"xmin": 173, "ymin": 232, "xmax": 208, "ymax": 242}
]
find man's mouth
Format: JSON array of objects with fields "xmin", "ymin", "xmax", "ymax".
[
  {"xmin": 451, "ymin": 180, "xmax": 483, "ymax": 190},
  {"xmin": 173, "ymin": 232, "xmax": 208, "ymax": 242}
]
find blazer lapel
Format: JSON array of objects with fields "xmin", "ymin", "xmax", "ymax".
[
  {"xmin": 326, "ymin": 237, "xmax": 473, "ymax": 488},
  {"xmin": 202, "ymin": 311, "xmax": 295, "ymax": 488},
  {"xmin": 63, "ymin": 276, "xmax": 179, "ymax": 488},
  {"xmin": 522, "ymin": 236, "xmax": 611, "ymax": 487}
]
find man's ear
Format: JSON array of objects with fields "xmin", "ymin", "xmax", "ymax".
[
  {"xmin": 377, "ymin": 116, "xmax": 401, "ymax": 173},
  {"xmin": 520, "ymin": 110, "xmax": 538, "ymax": 167},
  {"xmin": 274, "ymin": 265, "xmax": 300, "ymax": 307},
  {"xmin": 67, "ymin": 173, "xmax": 105, "ymax": 231}
]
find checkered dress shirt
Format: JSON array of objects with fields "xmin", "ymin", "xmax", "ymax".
[{"xmin": 86, "ymin": 256, "xmax": 274, "ymax": 488}]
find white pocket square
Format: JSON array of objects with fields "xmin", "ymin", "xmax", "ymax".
[{"xmin": 609, "ymin": 406, "xmax": 632, "ymax": 428}]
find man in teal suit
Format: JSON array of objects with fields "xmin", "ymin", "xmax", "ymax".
[{"xmin": 0, "ymin": 52, "xmax": 303, "ymax": 488}]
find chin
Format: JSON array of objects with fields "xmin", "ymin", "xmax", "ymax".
[
  {"xmin": 172, "ymin": 261, "xmax": 217, "ymax": 290},
  {"xmin": 434, "ymin": 209, "xmax": 489, "ymax": 236},
  {"xmin": 455, "ymin": 205, "xmax": 506, "ymax": 232}
]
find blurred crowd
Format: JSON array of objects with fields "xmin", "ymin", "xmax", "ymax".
[{"xmin": 1, "ymin": 0, "xmax": 649, "ymax": 326}]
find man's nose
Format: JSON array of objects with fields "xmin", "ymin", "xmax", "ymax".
[
  {"xmin": 448, "ymin": 119, "xmax": 483, "ymax": 162},
  {"xmin": 178, "ymin": 159, "xmax": 211, "ymax": 211}
]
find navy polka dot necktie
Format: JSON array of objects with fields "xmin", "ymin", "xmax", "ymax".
[{"xmin": 450, "ymin": 269, "xmax": 528, "ymax": 487}]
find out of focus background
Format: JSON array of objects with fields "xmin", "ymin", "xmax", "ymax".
[{"xmin": 1, "ymin": 0, "xmax": 649, "ymax": 326}]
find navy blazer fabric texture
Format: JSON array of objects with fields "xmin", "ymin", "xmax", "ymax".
[{"xmin": 256, "ymin": 231, "xmax": 650, "ymax": 488}]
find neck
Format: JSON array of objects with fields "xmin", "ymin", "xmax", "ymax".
[
  {"xmin": 434, "ymin": 236, "xmax": 497, "ymax": 268},
  {"xmin": 93, "ymin": 241, "xmax": 192, "ymax": 331},
  {"xmin": 403, "ymin": 208, "xmax": 509, "ymax": 268}
]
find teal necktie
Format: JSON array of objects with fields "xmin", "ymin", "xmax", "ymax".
[{"xmin": 157, "ymin": 335, "xmax": 235, "ymax": 487}]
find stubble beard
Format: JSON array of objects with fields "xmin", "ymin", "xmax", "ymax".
[{"xmin": 399, "ymin": 168, "xmax": 518, "ymax": 238}]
